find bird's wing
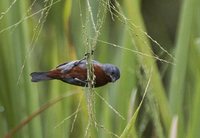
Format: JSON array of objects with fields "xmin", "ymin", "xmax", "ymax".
[
  {"xmin": 56, "ymin": 60, "xmax": 86, "ymax": 73},
  {"xmin": 56, "ymin": 62, "xmax": 69, "ymax": 68},
  {"xmin": 56, "ymin": 60, "xmax": 101, "ymax": 73}
]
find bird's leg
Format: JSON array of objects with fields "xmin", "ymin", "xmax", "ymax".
[{"xmin": 84, "ymin": 50, "xmax": 94, "ymax": 57}]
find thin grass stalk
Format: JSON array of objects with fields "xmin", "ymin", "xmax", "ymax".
[
  {"xmin": 83, "ymin": 0, "xmax": 98, "ymax": 137},
  {"xmin": 3, "ymin": 91, "xmax": 80, "ymax": 138}
]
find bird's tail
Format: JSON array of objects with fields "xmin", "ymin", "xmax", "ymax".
[{"xmin": 30, "ymin": 72, "xmax": 52, "ymax": 82}]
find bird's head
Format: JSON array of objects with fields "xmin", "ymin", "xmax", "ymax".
[{"xmin": 102, "ymin": 64, "xmax": 120, "ymax": 82}]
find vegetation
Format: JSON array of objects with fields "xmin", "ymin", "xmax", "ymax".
[{"xmin": 0, "ymin": 0, "xmax": 200, "ymax": 138}]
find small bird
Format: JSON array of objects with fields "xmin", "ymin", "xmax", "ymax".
[{"xmin": 30, "ymin": 60, "xmax": 120, "ymax": 87}]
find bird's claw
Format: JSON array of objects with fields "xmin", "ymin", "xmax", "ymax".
[{"xmin": 84, "ymin": 50, "xmax": 94, "ymax": 57}]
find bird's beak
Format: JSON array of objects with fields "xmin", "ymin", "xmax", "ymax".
[{"xmin": 110, "ymin": 75, "xmax": 117, "ymax": 82}]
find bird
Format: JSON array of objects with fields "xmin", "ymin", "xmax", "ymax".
[{"xmin": 30, "ymin": 60, "xmax": 120, "ymax": 87}]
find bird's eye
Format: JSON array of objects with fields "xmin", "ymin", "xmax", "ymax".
[{"xmin": 111, "ymin": 71, "xmax": 115, "ymax": 75}]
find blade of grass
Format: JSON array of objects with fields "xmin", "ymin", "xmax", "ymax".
[
  {"xmin": 123, "ymin": 0, "xmax": 172, "ymax": 132},
  {"xmin": 169, "ymin": 0, "xmax": 196, "ymax": 137},
  {"xmin": 186, "ymin": 36, "xmax": 200, "ymax": 138},
  {"xmin": 4, "ymin": 91, "xmax": 80, "ymax": 138},
  {"xmin": 120, "ymin": 69, "xmax": 151, "ymax": 138},
  {"xmin": 169, "ymin": 116, "xmax": 178, "ymax": 138},
  {"xmin": 169, "ymin": 0, "xmax": 195, "ymax": 115}
]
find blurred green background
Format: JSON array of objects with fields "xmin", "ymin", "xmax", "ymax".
[{"xmin": 0, "ymin": 0, "xmax": 200, "ymax": 138}]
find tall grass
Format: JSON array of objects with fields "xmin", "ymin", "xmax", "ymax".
[{"xmin": 0, "ymin": 0, "xmax": 200, "ymax": 138}]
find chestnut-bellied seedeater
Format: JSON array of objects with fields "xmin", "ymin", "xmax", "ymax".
[{"xmin": 30, "ymin": 60, "xmax": 120, "ymax": 87}]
